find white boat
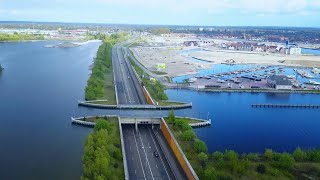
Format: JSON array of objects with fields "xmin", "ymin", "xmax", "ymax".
[
  {"xmin": 239, "ymin": 84, "xmax": 244, "ymax": 89},
  {"xmin": 188, "ymin": 77, "xmax": 197, "ymax": 83},
  {"xmin": 311, "ymin": 68, "xmax": 320, "ymax": 74},
  {"xmin": 217, "ymin": 79, "xmax": 226, "ymax": 83},
  {"xmin": 227, "ymin": 83, "xmax": 232, "ymax": 88},
  {"xmin": 307, "ymin": 80, "xmax": 320, "ymax": 85},
  {"xmin": 287, "ymin": 75, "xmax": 295, "ymax": 79}
]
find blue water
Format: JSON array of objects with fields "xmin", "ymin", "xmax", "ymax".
[
  {"xmin": 166, "ymin": 89, "xmax": 320, "ymax": 154},
  {"xmin": 302, "ymin": 48, "xmax": 320, "ymax": 55}
]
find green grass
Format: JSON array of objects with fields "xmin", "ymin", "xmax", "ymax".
[
  {"xmin": 151, "ymin": 71, "xmax": 168, "ymax": 75},
  {"xmin": 157, "ymin": 101, "xmax": 185, "ymax": 106}
]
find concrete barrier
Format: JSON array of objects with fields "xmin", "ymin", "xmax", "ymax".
[
  {"xmin": 118, "ymin": 117, "xmax": 129, "ymax": 180},
  {"xmin": 78, "ymin": 101, "xmax": 192, "ymax": 110},
  {"xmin": 142, "ymin": 86, "xmax": 156, "ymax": 105},
  {"xmin": 160, "ymin": 118, "xmax": 199, "ymax": 180}
]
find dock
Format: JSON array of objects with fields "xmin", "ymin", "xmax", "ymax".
[{"xmin": 252, "ymin": 104, "xmax": 320, "ymax": 108}]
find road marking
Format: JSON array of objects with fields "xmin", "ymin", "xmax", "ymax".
[
  {"xmin": 137, "ymin": 127, "xmax": 155, "ymax": 180},
  {"xmin": 131, "ymin": 126, "xmax": 146, "ymax": 180},
  {"xmin": 147, "ymin": 126, "xmax": 171, "ymax": 179}
]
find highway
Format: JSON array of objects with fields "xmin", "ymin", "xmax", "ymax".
[
  {"xmin": 113, "ymin": 42, "xmax": 186, "ymax": 179},
  {"xmin": 122, "ymin": 124, "xmax": 175, "ymax": 180},
  {"xmin": 112, "ymin": 44, "xmax": 147, "ymax": 105}
]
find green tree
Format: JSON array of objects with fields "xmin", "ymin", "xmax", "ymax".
[
  {"xmin": 198, "ymin": 152, "xmax": 208, "ymax": 167},
  {"xmin": 181, "ymin": 129, "xmax": 196, "ymax": 141},
  {"xmin": 212, "ymin": 151, "xmax": 224, "ymax": 161},
  {"xmin": 204, "ymin": 167, "xmax": 217, "ymax": 180},
  {"xmin": 168, "ymin": 110, "xmax": 176, "ymax": 124},
  {"xmin": 194, "ymin": 139, "xmax": 208, "ymax": 153},
  {"xmin": 246, "ymin": 153, "xmax": 259, "ymax": 161},
  {"xmin": 94, "ymin": 119, "xmax": 111, "ymax": 132},
  {"xmin": 275, "ymin": 153, "xmax": 295, "ymax": 170},
  {"xmin": 293, "ymin": 147, "xmax": 306, "ymax": 162},
  {"xmin": 264, "ymin": 149, "xmax": 274, "ymax": 161}
]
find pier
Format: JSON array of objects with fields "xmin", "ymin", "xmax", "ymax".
[{"xmin": 252, "ymin": 104, "xmax": 320, "ymax": 108}]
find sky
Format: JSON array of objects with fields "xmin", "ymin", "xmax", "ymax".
[{"xmin": 0, "ymin": 0, "xmax": 320, "ymax": 27}]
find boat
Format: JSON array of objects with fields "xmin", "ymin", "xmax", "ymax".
[
  {"xmin": 231, "ymin": 78, "xmax": 241, "ymax": 84},
  {"xmin": 287, "ymin": 75, "xmax": 295, "ymax": 79},
  {"xmin": 188, "ymin": 77, "xmax": 197, "ymax": 83},
  {"xmin": 217, "ymin": 79, "xmax": 226, "ymax": 83},
  {"xmin": 306, "ymin": 80, "xmax": 320, "ymax": 85},
  {"xmin": 239, "ymin": 84, "xmax": 244, "ymax": 89},
  {"xmin": 311, "ymin": 68, "xmax": 320, "ymax": 74},
  {"xmin": 204, "ymin": 76, "xmax": 212, "ymax": 80},
  {"xmin": 227, "ymin": 83, "xmax": 232, "ymax": 88}
]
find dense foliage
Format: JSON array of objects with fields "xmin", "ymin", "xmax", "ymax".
[
  {"xmin": 0, "ymin": 33, "xmax": 44, "ymax": 41},
  {"xmin": 167, "ymin": 112, "xmax": 320, "ymax": 180},
  {"xmin": 128, "ymin": 56, "xmax": 168, "ymax": 102},
  {"xmin": 81, "ymin": 118, "xmax": 124, "ymax": 180},
  {"xmin": 85, "ymin": 42, "xmax": 113, "ymax": 101}
]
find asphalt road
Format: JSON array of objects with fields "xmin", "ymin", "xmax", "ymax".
[
  {"xmin": 122, "ymin": 124, "xmax": 175, "ymax": 180},
  {"xmin": 112, "ymin": 45, "xmax": 147, "ymax": 105}
]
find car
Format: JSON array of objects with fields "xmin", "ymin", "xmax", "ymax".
[
  {"xmin": 128, "ymin": 76, "xmax": 130, "ymax": 79},
  {"xmin": 154, "ymin": 151, "xmax": 159, "ymax": 157}
]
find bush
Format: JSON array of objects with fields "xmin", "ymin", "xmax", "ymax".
[
  {"xmin": 212, "ymin": 151, "xmax": 224, "ymax": 160},
  {"xmin": 204, "ymin": 167, "xmax": 217, "ymax": 180},
  {"xmin": 274, "ymin": 153, "xmax": 295, "ymax": 171},
  {"xmin": 246, "ymin": 153, "xmax": 259, "ymax": 161},
  {"xmin": 256, "ymin": 164, "xmax": 266, "ymax": 174},
  {"xmin": 198, "ymin": 152, "xmax": 208, "ymax": 167},
  {"xmin": 293, "ymin": 147, "xmax": 306, "ymax": 162},
  {"xmin": 168, "ymin": 110, "xmax": 176, "ymax": 124},
  {"xmin": 194, "ymin": 139, "xmax": 208, "ymax": 153},
  {"xmin": 181, "ymin": 129, "xmax": 196, "ymax": 141},
  {"xmin": 306, "ymin": 149, "xmax": 320, "ymax": 162},
  {"xmin": 264, "ymin": 149, "xmax": 273, "ymax": 161}
]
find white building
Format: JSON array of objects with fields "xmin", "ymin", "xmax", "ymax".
[{"xmin": 289, "ymin": 47, "xmax": 301, "ymax": 55}]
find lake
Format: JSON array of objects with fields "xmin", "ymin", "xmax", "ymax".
[
  {"xmin": 166, "ymin": 89, "xmax": 320, "ymax": 154},
  {"xmin": 1, "ymin": 41, "xmax": 320, "ymax": 179},
  {"xmin": 0, "ymin": 41, "xmax": 104, "ymax": 180}
]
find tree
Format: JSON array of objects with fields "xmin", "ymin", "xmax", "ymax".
[
  {"xmin": 168, "ymin": 110, "xmax": 176, "ymax": 124},
  {"xmin": 204, "ymin": 167, "xmax": 217, "ymax": 180},
  {"xmin": 94, "ymin": 119, "xmax": 111, "ymax": 132},
  {"xmin": 198, "ymin": 152, "xmax": 208, "ymax": 167},
  {"xmin": 275, "ymin": 153, "xmax": 295, "ymax": 170},
  {"xmin": 181, "ymin": 129, "xmax": 196, "ymax": 141},
  {"xmin": 194, "ymin": 139, "xmax": 208, "ymax": 153},
  {"xmin": 264, "ymin": 149, "xmax": 274, "ymax": 161},
  {"xmin": 246, "ymin": 153, "xmax": 259, "ymax": 161},
  {"xmin": 212, "ymin": 151, "xmax": 224, "ymax": 161},
  {"xmin": 225, "ymin": 150, "xmax": 238, "ymax": 162},
  {"xmin": 293, "ymin": 147, "xmax": 306, "ymax": 162}
]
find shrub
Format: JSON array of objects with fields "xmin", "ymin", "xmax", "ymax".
[
  {"xmin": 204, "ymin": 167, "xmax": 217, "ymax": 180},
  {"xmin": 293, "ymin": 147, "xmax": 306, "ymax": 162},
  {"xmin": 181, "ymin": 129, "xmax": 196, "ymax": 141},
  {"xmin": 194, "ymin": 139, "xmax": 208, "ymax": 153},
  {"xmin": 246, "ymin": 153, "xmax": 259, "ymax": 161},
  {"xmin": 264, "ymin": 149, "xmax": 273, "ymax": 161},
  {"xmin": 212, "ymin": 151, "xmax": 224, "ymax": 160},
  {"xmin": 168, "ymin": 110, "xmax": 176, "ymax": 124},
  {"xmin": 274, "ymin": 153, "xmax": 295, "ymax": 171},
  {"xmin": 198, "ymin": 152, "xmax": 209, "ymax": 167}
]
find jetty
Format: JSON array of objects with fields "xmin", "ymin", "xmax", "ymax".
[{"xmin": 252, "ymin": 104, "xmax": 320, "ymax": 108}]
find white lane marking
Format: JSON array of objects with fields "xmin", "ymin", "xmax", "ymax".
[
  {"xmin": 118, "ymin": 47, "xmax": 135, "ymax": 104},
  {"xmin": 116, "ymin": 47, "xmax": 131, "ymax": 103},
  {"xmin": 131, "ymin": 126, "xmax": 146, "ymax": 180},
  {"xmin": 147, "ymin": 126, "xmax": 171, "ymax": 179},
  {"xmin": 137, "ymin": 127, "xmax": 155, "ymax": 180}
]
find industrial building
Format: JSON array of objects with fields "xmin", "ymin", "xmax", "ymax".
[{"xmin": 267, "ymin": 75, "xmax": 293, "ymax": 90}]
